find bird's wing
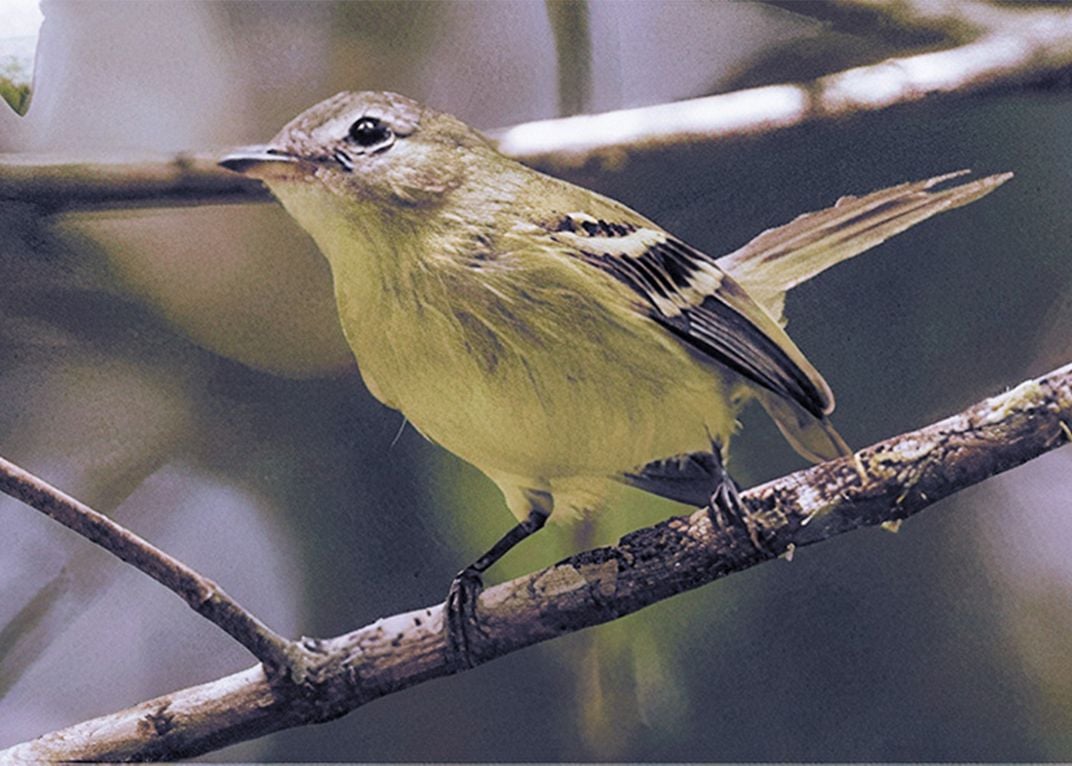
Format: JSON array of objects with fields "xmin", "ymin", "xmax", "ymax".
[{"xmin": 547, "ymin": 211, "xmax": 834, "ymax": 419}]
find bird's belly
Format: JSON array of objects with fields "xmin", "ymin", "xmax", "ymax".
[{"xmin": 341, "ymin": 286, "xmax": 737, "ymax": 482}]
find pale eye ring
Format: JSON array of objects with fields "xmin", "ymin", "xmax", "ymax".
[{"xmin": 348, "ymin": 116, "xmax": 394, "ymax": 150}]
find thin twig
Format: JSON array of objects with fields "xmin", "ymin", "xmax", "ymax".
[
  {"xmin": 3, "ymin": 362, "xmax": 1069, "ymax": 762},
  {"xmin": 761, "ymin": 0, "xmax": 979, "ymax": 48},
  {"xmin": 0, "ymin": 456, "xmax": 300, "ymax": 677},
  {"xmin": 545, "ymin": 0, "xmax": 592, "ymax": 117}
]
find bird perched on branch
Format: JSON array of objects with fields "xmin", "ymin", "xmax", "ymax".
[{"xmin": 220, "ymin": 90, "xmax": 1010, "ymax": 664}]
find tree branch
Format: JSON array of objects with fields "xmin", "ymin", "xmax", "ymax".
[
  {"xmin": 495, "ymin": 0, "xmax": 1072, "ymax": 171},
  {"xmin": 0, "ymin": 154, "xmax": 271, "ymax": 213},
  {"xmin": 0, "ymin": 455, "xmax": 301, "ymax": 677},
  {"xmin": 3, "ymin": 2, "xmax": 1071, "ymax": 212},
  {"xmin": 761, "ymin": 0, "xmax": 979, "ymax": 48},
  {"xmin": 3, "ymin": 362, "xmax": 1069, "ymax": 762}
]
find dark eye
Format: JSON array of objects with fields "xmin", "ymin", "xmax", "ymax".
[{"xmin": 348, "ymin": 116, "xmax": 393, "ymax": 149}]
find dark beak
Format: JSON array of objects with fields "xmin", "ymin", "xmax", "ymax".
[{"xmin": 218, "ymin": 145, "xmax": 301, "ymax": 178}]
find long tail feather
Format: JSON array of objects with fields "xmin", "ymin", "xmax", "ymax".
[{"xmin": 717, "ymin": 171, "xmax": 1013, "ymax": 323}]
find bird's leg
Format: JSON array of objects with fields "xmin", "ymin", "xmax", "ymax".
[
  {"xmin": 446, "ymin": 489, "xmax": 551, "ymax": 670},
  {"xmin": 706, "ymin": 441, "xmax": 766, "ymax": 552}
]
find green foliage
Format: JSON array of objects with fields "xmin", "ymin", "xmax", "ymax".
[{"xmin": 0, "ymin": 59, "xmax": 31, "ymax": 115}]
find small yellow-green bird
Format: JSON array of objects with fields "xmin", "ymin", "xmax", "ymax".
[{"xmin": 221, "ymin": 91, "xmax": 1009, "ymax": 660}]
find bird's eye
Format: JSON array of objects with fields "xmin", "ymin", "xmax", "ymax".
[{"xmin": 348, "ymin": 117, "xmax": 394, "ymax": 150}]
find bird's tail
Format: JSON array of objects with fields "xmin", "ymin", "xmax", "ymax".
[
  {"xmin": 717, "ymin": 170, "xmax": 1011, "ymax": 464},
  {"xmin": 754, "ymin": 388, "xmax": 851, "ymax": 462},
  {"xmin": 716, "ymin": 171, "xmax": 1013, "ymax": 325}
]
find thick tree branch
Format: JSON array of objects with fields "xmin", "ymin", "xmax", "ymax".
[
  {"xmin": 3, "ymin": 2, "xmax": 1071, "ymax": 212},
  {"xmin": 2, "ymin": 362, "xmax": 1069, "ymax": 762},
  {"xmin": 0, "ymin": 455, "xmax": 300, "ymax": 676}
]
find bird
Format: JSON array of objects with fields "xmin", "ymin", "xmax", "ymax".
[{"xmin": 220, "ymin": 90, "xmax": 1010, "ymax": 664}]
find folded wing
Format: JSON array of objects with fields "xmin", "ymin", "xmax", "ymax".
[{"xmin": 550, "ymin": 212, "xmax": 835, "ymax": 419}]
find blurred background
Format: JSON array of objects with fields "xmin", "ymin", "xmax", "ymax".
[{"xmin": 1, "ymin": 0, "xmax": 1070, "ymax": 760}]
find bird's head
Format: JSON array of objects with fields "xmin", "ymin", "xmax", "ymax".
[{"xmin": 220, "ymin": 91, "xmax": 493, "ymax": 210}]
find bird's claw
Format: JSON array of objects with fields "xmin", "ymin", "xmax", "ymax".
[
  {"xmin": 707, "ymin": 476, "xmax": 766, "ymax": 552},
  {"xmin": 445, "ymin": 567, "xmax": 485, "ymax": 671}
]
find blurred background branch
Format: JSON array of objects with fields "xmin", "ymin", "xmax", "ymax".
[
  {"xmin": 4, "ymin": 0, "xmax": 1072, "ymax": 211},
  {"xmin": 498, "ymin": 0, "xmax": 1072, "ymax": 169},
  {"xmin": 3, "ymin": 360, "xmax": 1070, "ymax": 762},
  {"xmin": 0, "ymin": 155, "xmax": 270, "ymax": 213},
  {"xmin": 545, "ymin": 0, "xmax": 592, "ymax": 117}
]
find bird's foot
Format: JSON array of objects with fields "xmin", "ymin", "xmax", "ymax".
[
  {"xmin": 707, "ymin": 473, "xmax": 767, "ymax": 553},
  {"xmin": 445, "ymin": 566, "xmax": 486, "ymax": 671}
]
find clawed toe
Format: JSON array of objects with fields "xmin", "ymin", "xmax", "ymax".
[
  {"xmin": 445, "ymin": 568, "xmax": 485, "ymax": 670},
  {"xmin": 707, "ymin": 476, "xmax": 765, "ymax": 551}
]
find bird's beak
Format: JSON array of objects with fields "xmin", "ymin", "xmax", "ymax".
[{"xmin": 218, "ymin": 145, "xmax": 303, "ymax": 180}]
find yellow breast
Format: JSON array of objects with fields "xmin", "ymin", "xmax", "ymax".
[{"xmin": 269, "ymin": 179, "xmax": 740, "ymax": 491}]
